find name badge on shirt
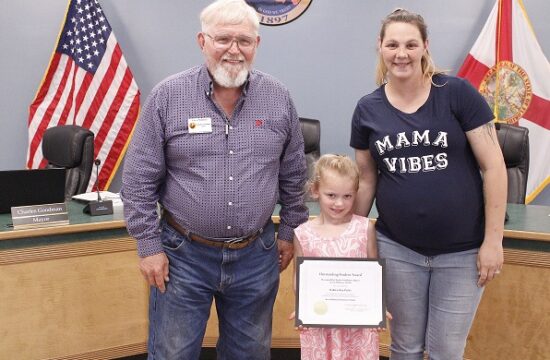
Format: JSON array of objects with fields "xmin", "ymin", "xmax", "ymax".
[{"xmin": 188, "ymin": 117, "xmax": 212, "ymax": 134}]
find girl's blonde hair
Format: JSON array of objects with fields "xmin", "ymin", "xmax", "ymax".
[
  {"xmin": 309, "ymin": 154, "xmax": 360, "ymax": 194},
  {"xmin": 375, "ymin": 8, "xmax": 445, "ymax": 86}
]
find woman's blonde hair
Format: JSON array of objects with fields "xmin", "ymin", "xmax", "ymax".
[
  {"xmin": 375, "ymin": 8, "xmax": 445, "ymax": 86},
  {"xmin": 308, "ymin": 154, "xmax": 360, "ymax": 194}
]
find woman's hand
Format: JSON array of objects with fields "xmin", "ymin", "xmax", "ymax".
[{"xmin": 477, "ymin": 240, "xmax": 504, "ymax": 287}]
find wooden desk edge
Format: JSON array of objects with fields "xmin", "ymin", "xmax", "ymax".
[
  {"xmin": 504, "ymin": 229, "xmax": 550, "ymax": 242},
  {"xmin": 274, "ymin": 216, "xmax": 550, "ymax": 242},
  {"xmin": 0, "ymin": 220, "xmax": 126, "ymax": 241},
  {"xmin": 2, "ymin": 214, "xmax": 548, "ymax": 243}
]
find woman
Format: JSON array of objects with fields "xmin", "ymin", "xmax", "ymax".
[{"xmin": 350, "ymin": 9, "xmax": 507, "ymax": 360}]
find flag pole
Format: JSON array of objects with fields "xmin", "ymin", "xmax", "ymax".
[{"xmin": 494, "ymin": 0, "xmax": 503, "ymax": 123}]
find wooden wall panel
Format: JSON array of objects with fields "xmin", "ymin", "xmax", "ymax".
[
  {"xmin": 465, "ymin": 249, "xmax": 550, "ymax": 360},
  {"xmin": 1, "ymin": 238, "xmax": 547, "ymax": 359},
  {"xmin": 0, "ymin": 240, "xmax": 148, "ymax": 360}
]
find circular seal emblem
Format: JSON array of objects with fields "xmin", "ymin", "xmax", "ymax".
[
  {"xmin": 245, "ymin": 0, "xmax": 312, "ymax": 26},
  {"xmin": 313, "ymin": 300, "xmax": 328, "ymax": 315},
  {"xmin": 478, "ymin": 61, "xmax": 532, "ymax": 124}
]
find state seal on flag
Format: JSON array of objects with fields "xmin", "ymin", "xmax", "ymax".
[
  {"xmin": 479, "ymin": 61, "xmax": 532, "ymax": 124},
  {"xmin": 245, "ymin": 0, "xmax": 312, "ymax": 26}
]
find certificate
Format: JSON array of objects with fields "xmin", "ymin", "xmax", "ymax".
[{"xmin": 295, "ymin": 257, "xmax": 386, "ymax": 328}]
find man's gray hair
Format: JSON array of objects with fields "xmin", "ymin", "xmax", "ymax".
[{"xmin": 200, "ymin": 0, "xmax": 260, "ymax": 35}]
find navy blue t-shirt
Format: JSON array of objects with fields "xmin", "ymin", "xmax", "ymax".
[{"xmin": 350, "ymin": 75, "xmax": 494, "ymax": 256}]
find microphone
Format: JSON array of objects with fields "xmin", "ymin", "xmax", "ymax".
[
  {"xmin": 83, "ymin": 158, "xmax": 113, "ymax": 216},
  {"xmin": 94, "ymin": 159, "xmax": 102, "ymax": 202}
]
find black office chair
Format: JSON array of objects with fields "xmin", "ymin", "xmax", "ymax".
[
  {"xmin": 495, "ymin": 122, "xmax": 529, "ymax": 204},
  {"xmin": 299, "ymin": 117, "xmax": 321, "ymax": 180},
  {"xmin": 42, "ymin": 125, "xmax": 95, "ymax": 200},
  {"xmin": 299, "ymin": 117, "xmax": 321, "ymax": 201}
]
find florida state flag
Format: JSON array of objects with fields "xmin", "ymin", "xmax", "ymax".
[{"xmin": 457, "ymin": 0, "xmax": 550, "ymax": 203}]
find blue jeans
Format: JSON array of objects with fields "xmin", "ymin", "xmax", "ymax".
[
  {"xmin": 377, "ymin": 231, "xmax": 484, "ymax": 360},
  {"xmin": 147, "ymin": 220, "xmax": 279, "ymax": 360}
]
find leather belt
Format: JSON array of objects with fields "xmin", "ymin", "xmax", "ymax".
[{"xmin": 164, "ymin": 212, "xmax": 261, "ymax": 250}]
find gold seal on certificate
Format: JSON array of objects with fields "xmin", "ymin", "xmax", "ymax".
[
  {"xmin": 313, "ymin": 300, "xmax": 328, "ymax": 315},
  {"xmin": 295, "ymin": 257, "xmax": 386, "ymax": 328}
]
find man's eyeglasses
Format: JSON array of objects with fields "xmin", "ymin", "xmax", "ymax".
[{"xmin": 204, "ymin": 33, "xmax": 257, "ymax": 51}]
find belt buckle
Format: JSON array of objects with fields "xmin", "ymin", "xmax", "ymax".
[{"xmin": 224, "ymin": 236, "xmax": 247, "ymax": 245}]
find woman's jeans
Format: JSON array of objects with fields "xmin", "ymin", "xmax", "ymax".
[
  {"xmin": 147, "ymin": 220, "xmax": 279, "ymax": 360},
  {"xmin": 377, "ymin": 231, "xmax": 484, "ymax": 360}
]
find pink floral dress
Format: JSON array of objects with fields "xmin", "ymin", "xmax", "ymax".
[{"xmin": 295, "ymin": 215, "xmax": 379, "ymax": 360}]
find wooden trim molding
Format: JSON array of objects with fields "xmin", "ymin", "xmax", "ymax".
[
  {"xmin": 0, "ymin": 236, "xmax": 135, "ymax": 265},
  {"xmin": 2, "ymin": 238, "xmax": 546, "ymax": 268},
  {"xmin": 504, "ymin": 248, "xmax": 550, "ymax": 268},
  {"xmin": 40, "ymin": 341, "xmax": 406, "ymax": 359},
  {"xmin": 47, "ymin": 342, "xmax": 147, "ymax": 360},
  {"xmin": 206, "ymin": 337, "xmax": 390, "ymax": 356},
  {"xmin": 274, "ymin": 215, "xmax": 550, "ymax": 242},
  {"xmin": 0, "ymin": 220, "xmax": 126, "ymax": 241},
  {"xmin": 505, "ymin": 230, "xmax": 550, "ymax": 242}
]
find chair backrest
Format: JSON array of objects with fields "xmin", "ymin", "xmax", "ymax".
[
  {"xmin": 495, "ymin": 123, "xmax": 529, "ymax": 204},
  {"xmin": 299, "ymin": 117, "xmax": 321, "ymax": 181},
  {"xmin": 42, "ymin": 125, "xmax": 95, "ymax": 200}
]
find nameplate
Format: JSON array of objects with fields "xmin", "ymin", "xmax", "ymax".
[{"xmin": 10, "ymin": 203, "xmax": 69, "ymax": 230}]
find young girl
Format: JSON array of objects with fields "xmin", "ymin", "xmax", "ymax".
[{"xmin": 293, "ymin": 154, "xmax": 379, "ymax": 360}]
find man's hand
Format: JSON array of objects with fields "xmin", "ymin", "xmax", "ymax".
[
  {"xmin": 139, "ymin": 252, "xmax": 170, "ymax": 293},
  {"xmin": 277, "ymin": 239, "xmax": 294, "ymax": 272}
]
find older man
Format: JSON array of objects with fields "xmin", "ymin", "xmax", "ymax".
[{"xmin": 121, "ymin": 0, "xmax": 307, "ymax": 359}]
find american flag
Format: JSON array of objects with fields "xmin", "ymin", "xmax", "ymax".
[{"xmin": 28, "ymin": 0, "xmax": 140, "ymax": 191}]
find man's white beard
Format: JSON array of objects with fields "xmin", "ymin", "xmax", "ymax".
[{"xmin": 211, "ymin": 62, "xmax": 249, "ymax": 88}]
